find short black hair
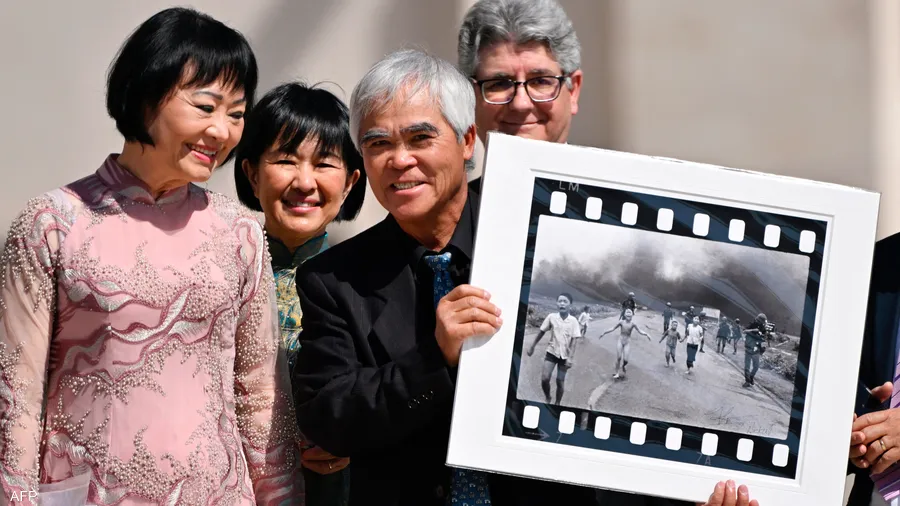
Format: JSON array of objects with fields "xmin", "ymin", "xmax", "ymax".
[
  {"xmin": 106, "ymin": 6, "xmax": 258, "ymax": 164},
  {"xmin": 559, "ymin": 292, "xmax": 574, "ymax": 304},
  {"xmin": 234, "ymin": 82, "xmax": 366, "ymax": 222}
]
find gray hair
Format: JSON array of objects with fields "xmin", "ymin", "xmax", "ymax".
[
  {"xmin": 458, "ymin": 0, "xmax": 581, "ymax": 85},
  {"xmin": 349, "ymin": 49, "xmax": 476, "ymax": 171}
]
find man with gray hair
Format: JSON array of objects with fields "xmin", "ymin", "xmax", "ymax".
[
  {"xmin": 291, "ymin": 47, "xmax": 584, "ymax": 505},
  {"xmin": 293, "ymin": 48, "xmax": 759, "ymax": 506},
  {"xmin": 459, "ymin": 0, "xmax": 582, "ymax": 149}
]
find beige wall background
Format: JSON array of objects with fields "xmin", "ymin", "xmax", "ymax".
[{"xmin": 0, "ymin": 0, "xmax": 896, "ymax": 245}]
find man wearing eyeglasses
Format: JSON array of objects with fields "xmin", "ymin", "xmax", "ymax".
[
  {"xmin": 454, "ymin": 1, "xmax": 759, "ymax": 505},
  {"xmin": 458, "ymin": 0, "xmax": 582, "ymax": 150}
]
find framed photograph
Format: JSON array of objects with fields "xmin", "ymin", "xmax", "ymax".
[{"xmin": 447, "ymin": 132, "xmax": 880, "ymax": 505}]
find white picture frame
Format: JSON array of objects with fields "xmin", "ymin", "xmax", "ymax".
[{"xmin": 447, "ymin": 132, "xmax": 880, "ymax": 505}]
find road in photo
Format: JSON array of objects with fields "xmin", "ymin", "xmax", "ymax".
[{"xmin": 515, "ymin": 215, "xmax": 809, "ymax": 439}]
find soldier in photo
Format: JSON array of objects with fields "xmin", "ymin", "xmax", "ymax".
[
  {"xmin": 716, "ymin": 316, "xmax": 732, "ymax": 354},
  {"xmin": 742, "ymin": 313, "xmax": 770, "ymax": 388},
  {"xmin": 730, "ymin": 317, "xmax": 743, "ymax": 355},
  {"xmin": 662, "ymin": 302, "xmax": 674, "ymax": 336},
  {"xmin": 620, "ymin": 291, "xmax": 637, "ymax": 319},
  {"xmin": 683, "ymin": 305, "xmax": 696, "ymax": 327},
  {"xmin": 599, "ymin": 308, "xmax": 652, "ymax": 380}
]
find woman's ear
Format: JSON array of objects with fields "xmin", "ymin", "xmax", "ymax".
[
  {"xmin": 241, "ymin": 159, "xmax": 259, "ymax": 197},
  {"xmin": 342, "ymin": 169, "xmax": 361, "ymax": 200}
]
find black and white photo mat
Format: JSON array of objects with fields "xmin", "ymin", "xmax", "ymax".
[
  {"xmin": 448, "ymin": 132, "xmax": 880, "ymax": 505},
  {"xmin": 504, "ymin": 176, "xmax": 823, "ymax": 480}
]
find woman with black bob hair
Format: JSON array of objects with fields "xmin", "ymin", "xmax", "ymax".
[
  {"xmin": 235, "ymin": 83, "xmax": 365, "ymax": 227},
  {"xmin": 0, "ymin": 7, "xmax": 304, "ymax": 504},
  {"xmin": 234, "ymin": 82, "xmax": 366, "ymax": 506}
]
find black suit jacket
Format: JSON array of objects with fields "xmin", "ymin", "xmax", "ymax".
[
  {"xmin": 846, "ymin": 232, "xmax": 900, "ymax": 505},
  {"xmin": 468, "ymin": 176, "xmax": 482, "ymax": 195},
  {"xmin": 292, "ymin": 189, "xmax": 690, "ymax": 506}
]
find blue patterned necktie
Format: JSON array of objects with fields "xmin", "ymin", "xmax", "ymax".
[{"xmin": 423, "ymin": 252, "xmax": 492, "ymax": 505}]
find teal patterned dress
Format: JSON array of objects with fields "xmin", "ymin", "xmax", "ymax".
[
  {"xmin": 269, "ymin": 232, "xmax": 350, "ymax": 506},
  {"xmin": 269, "ymin": 233, "xmax": 329, "ymax": 374}
]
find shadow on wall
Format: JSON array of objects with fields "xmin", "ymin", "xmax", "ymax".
[
  {"xmin": 326, "ymin": 0, "xmax": 463, "ymax": 244},
  {"xmin": 560, "ymin": 0, "xmax": 614, "ymax": 150}
]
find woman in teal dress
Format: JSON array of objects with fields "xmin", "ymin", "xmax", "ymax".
[{"xmin": 235, "ymin": 82, "xmax": 365, "ymax": 506}]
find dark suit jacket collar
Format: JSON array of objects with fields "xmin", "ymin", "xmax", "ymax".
[
  {"xmin": 413, "ymin": 194, "xmax": 475, "ymax": 268},
  {"xmin": 377, "ymin": 188, "xmax": 478, "ymax": 271}
]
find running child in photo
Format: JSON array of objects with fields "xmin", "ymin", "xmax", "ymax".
[
  {"xmin": 527, "ymin": 292, "xmax": 582, "ymax": 404},
  {"xmin": 658, "ymin": 320, "xmax": 683, "ymax": 367},
  {"xmin": 599, "ymin": 308, "xmax": 652, "ymax": 380},
  {"xmin": 684, "ymin": 315, "xmax": 704, "ymax": 374},
  {"xmin": 578, "ymin": 305, "xmax": 592, "ymax": 336}
]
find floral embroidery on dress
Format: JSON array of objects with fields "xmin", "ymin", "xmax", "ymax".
[{"xmin": 0, "ymin": 155, "xmax": 305, "ymax": 505}]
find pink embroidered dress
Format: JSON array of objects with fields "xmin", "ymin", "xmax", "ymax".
[{"xmin": 0, "ymin": 155, "xmax": 304, "ymax": 504}]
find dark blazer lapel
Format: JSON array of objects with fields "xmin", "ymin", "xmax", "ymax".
[
  {"xmin": 874, "ymin": 290, "xmax": 900, "ymax": 385},
  {"xmin": 857, "ymin": 233, "xmax": 900, "ymax": 414},
  {"xmin": 872, "ymin": 235, "xmax": 900, "ymax": 385},
  {"xmin": 369, "ymin": 264, "xmax": 419, "ymax": 360},
  {"xmin": 356, "ymin": 219, "xmax": 421, "ymax": 361}
]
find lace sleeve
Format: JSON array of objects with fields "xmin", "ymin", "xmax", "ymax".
[
  {"xmin": 232, "ymin": 217, "xmax": 304, "ymax": 505},
  {"xmin": 0, "ymin": 196, "xmax": 65, "ymax": 499}
]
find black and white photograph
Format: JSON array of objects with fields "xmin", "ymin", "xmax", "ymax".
[{"xmin": 516, "ymin": 214, "xmax": 809, "ymax": 440}]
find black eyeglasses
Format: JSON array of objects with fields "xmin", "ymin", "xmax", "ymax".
[{"xmin": 473, "ymin": 75, "xmax": 569, "ymax": 105}]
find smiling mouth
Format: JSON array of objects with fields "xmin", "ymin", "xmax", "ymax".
[
  {"xmin": 392, "ymin": 182, "xmax": 424, "ymax": 190},
  {"xmin": 283, "ymin": 198, "xmax": 320, "ymax": 208},
  {"xmin": 188, "ymin": 144, "xmax": 218, "ymax": 158}
]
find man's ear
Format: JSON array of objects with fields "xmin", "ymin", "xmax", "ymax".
[
  {"xmin": 463, "ymin": 124, "xmax": 477, "ymax": 161},
  {"xmin": 568, "ymin": 69, "xmax": 583, "ymax": 116}
]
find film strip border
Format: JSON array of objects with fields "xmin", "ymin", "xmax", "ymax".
[
  {"xmin": 502, "ymin": 176, "xmax": 827, "ymax": 480},
  {"xmin": 548, "ymin": 190, "xmax": 818, "ymax": 253},
  {"xmin": 513, "ymin": 405, "xmax": 793, "ymax": 471}
]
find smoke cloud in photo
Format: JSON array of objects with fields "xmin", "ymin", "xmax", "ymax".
[{"xmin": 530, "ymin": 215, "xmax": 810, "ymax": 335}]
